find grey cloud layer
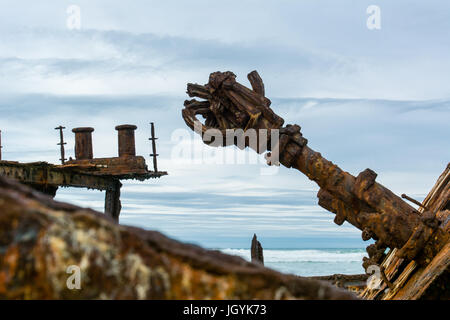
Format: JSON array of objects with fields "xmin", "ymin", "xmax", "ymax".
[
  {"xmin": 1, "ymin": 93, "xmax": 447, "ymax": 248},
  {"xmin": 1, "ymin": 20, "xmax": 450, "ymax": 99},
  {"xmin": 0, "ymin": 1, "xmax": 448, "ymax": 248}
]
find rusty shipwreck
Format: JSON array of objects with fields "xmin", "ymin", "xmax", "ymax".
[{"xmin": 181, "ymin": 70, "xmax": 449, "ymax": 300}]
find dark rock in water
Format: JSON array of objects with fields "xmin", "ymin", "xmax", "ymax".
[
  {"xmin": 0, "ymin": 176, "xmax": 356, "ymax": 300},
  {"xmin": 251, "ymin": 234, "xmax": 264, "ymax": 265}
]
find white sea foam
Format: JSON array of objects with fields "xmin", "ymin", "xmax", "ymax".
[
  {"xmin": 220, "ymin": 248, "xmax": 366, "ymax": 276},
  {"xmin": 221, "ymin": 248, "xmax": 365, "ymax": 262}
]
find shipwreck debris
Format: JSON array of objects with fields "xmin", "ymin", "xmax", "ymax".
[
  {"xmin": 0, "ymin": 175, "xmax": 356, "ymax": 300},
  {"xmin": 251, "ymin": 234, "xmax": 264, "ymax": 265},
  {"xmin": 0, "ymin": 124, "xmax": 167, "ymax": 222},
  {"xmin": 361, "ymin": 164, "xmax": 450, "ymax": 300},
  {"xmin": 181, "ymin": 70, "xmax": 449, "ymax": 299},
  {"xmin": 0, "ymin": 129, "xmax": 3, "ymax": 161}
]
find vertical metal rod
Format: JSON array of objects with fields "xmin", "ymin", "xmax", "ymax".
[
  {"xmin": 0, "ymin": 130, "xmax": 3, "ymax": 161},
  {"xmin": 55, "ymin": 126, "xmax": 67, "ymax": 164},
  {"xmin": 149, "ymin": 122, "xmax": 159, "ymax": 172}
]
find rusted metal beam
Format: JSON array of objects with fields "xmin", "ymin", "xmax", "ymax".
[
  {"xmin": 64, "ymin": 156, "xmax": 167, "ymax": 179},
  {"xmin": 0, "ymin": 161, "xmax": 117, "ymax": 191}
]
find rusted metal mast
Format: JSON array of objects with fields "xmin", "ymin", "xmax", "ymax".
[
  {"xmin": 55, "ymin": 125, "xmax": 67, "ymax": 164},
  {"xmin": 149, "ymin": 122, "xmax": 159, "ymax": 172}
]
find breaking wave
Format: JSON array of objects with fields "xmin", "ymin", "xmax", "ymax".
[{"xmin": 220, "ymin": 248, "xmax": 366, "ymax": 276}]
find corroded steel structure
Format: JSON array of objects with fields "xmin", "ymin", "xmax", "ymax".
[
  {"xmin": 0, "ymin": 124, "xmax": 167, "ymax": 222},
  {"xmin": 182, "ymin": 71, "xmax": 449, "ymax": 299}
]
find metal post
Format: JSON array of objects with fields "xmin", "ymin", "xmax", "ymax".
[
  {"xmin": 72, "ymin": 127, "xmax": 94, "ymax": 160},
  {"xmin": 0, "ymin": 130, "xmax": 2, "ymax": 161},
  {"xmin": 105, "ymin": 180, "xmax": 122, "ymax": 223},
  {"xmin": 149, "ymin": 122, "xmax": 159, "ymax": 172},
  {"xmin": 55, "ymin": 126, "xmax": 67, "ymax": 164},
  {"xmin": 115, "ymin": 124, "xmax": 137, "ymax": 157}
]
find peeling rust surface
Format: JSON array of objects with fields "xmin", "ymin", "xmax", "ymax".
[{"xmin": 0, "ymin": 176, "xmax": 356, "ymax": 300}]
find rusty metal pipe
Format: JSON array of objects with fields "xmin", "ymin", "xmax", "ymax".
[
  {"xmin": 72, "ymin": 127, "xmax": 94, "ymax": 160},
  {"xmin": 292, "ymin": 145, "xmax": 421, "ymax": 249},
  {"xmin": 115, "ymin": 124, "xmax": 137, "ymax": 157}
]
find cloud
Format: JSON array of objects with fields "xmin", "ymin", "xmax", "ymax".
[
  {"xmin": 0, "ymin": 28, "xmax": 359, "ymax": 97},
  {"xmin": 1, "ymin": 23, "xmax": 450, "ymax": 99},
  {"xmin": 0, "ymin": 1, "xmax": 449, "ymax": 249}
]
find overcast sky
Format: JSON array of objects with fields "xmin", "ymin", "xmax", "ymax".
[{"xmin": 0, "ymin": 1, "xmax": 448, "ymax": 249}]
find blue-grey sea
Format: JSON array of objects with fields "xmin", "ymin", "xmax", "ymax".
[{"xmin": 220, "ymin": 248, "xmax": 366, "ymax": 276}]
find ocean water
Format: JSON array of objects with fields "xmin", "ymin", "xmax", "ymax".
[{"xmin": 220, "ymin": 248, "xmax": 366, "ymax": 277}]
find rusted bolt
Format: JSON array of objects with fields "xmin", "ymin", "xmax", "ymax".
[
  {"xmin": 72, "ymin": 127, "xmax": 94, "ymax": 160},
  {"xmin": 115, "ymin": 124, "xmax": 137, "ymax": 157}
]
